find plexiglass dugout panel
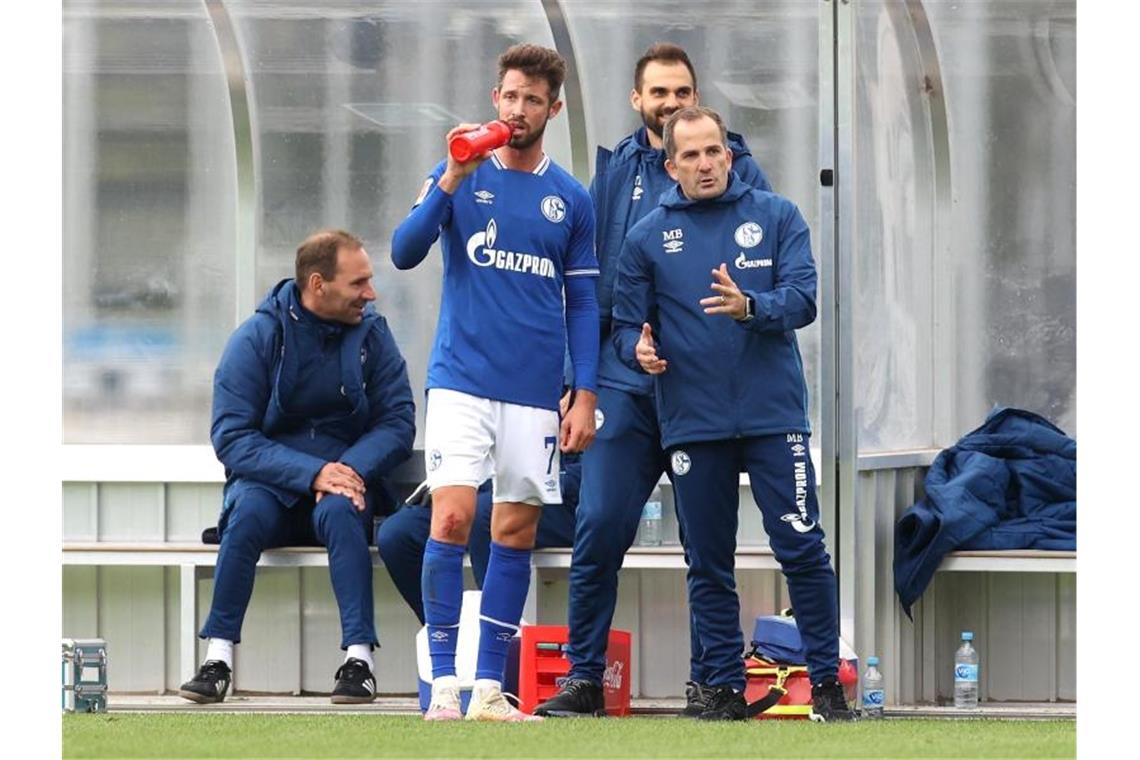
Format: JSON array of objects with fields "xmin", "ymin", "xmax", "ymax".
[
  {"xmin": 64, "ymin": 0, "xmax": 238, "ymax": 443},
  {"xmin": 852, "ymin": 0, "xmax": 1075, "ymax": 451}
]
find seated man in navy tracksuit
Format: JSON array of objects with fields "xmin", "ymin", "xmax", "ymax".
[
  {"xmin": 612, "ymin": 106, "xmax": 854, "ymax": 722},
  {"xmin": 179, "ymin": 230, "xmax": 415, "ymax": 705},
  {"xmin": 376, "ymin": 452, "xmax": 580, "ymax": 623}
]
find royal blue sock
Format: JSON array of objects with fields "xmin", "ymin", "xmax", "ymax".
[
  {"xmin": 476, "ymin": 542, "xmax": 532, "ymax": 682},
  {"xmin": 423, "ymin": 538, "xmax": 465, "ymax": 679}
]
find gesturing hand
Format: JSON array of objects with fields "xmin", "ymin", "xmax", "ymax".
[
  {"xmin": 700, "ymin": 264, "xmax": 748, "ymax": 320},
  {"xmin": 313, "ymin": 462, "xmax": 366, "ymax": 512},
  {"xmin": 636, "ymin": 323, "xmax": 668, "ymax": 375}
]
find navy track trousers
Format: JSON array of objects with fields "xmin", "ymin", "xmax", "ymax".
[
  {"xmin": 669, "ymin": 433, "xmax": 839, "ymax": 691},
  {"xmin": 566, "ymin": 386, "xmax": 706, "ymax": 684},
  {"xmin": 201, "ymin": 487, "xmax": 377, "ymax": 648}
]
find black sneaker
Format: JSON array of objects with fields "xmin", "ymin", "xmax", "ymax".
[
  {"xmin": 810, "ymin": 677, "xmax": 858, "ymax": 722},
  {"xmin": 681, "ymin": 681, "xmax": 713, "ymax": 718},
  {"xmin": 533, "ymin": 679, "xmax": 606, "ymax": 717},
  {"xmin": 697, "ymin": 685, "xmax": 747, "ymax": 721},
  {"xmin": 178, "ymin": 660, "xmax": 232, "ymax": 704},
  {"xmin": 331, "ymin": 658, "xmax": 377, "ymax": 704}
]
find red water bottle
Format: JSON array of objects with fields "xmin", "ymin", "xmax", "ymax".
[{"xmin": 449, "ymin": 120, "xmax": 512, "ymax": 162}]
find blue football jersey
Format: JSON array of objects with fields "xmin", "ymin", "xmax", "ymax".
[{"xmin": 416, "ymin": 153, "xmax": 598, "ymax": 411}]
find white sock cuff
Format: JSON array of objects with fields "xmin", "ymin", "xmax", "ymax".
[
  {"xmin": 205, "ymin": 638, "xmax": 234, "ymax": 669},
  {"xmin": 345, "ymin": 644, "xmax": 373, "ymax": 670},
  {"xmin": 433, "ymin": 674, "xmax": 459, "ymax": 691}
]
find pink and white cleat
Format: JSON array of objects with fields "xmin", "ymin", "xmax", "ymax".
[
  {"xmin": 424, "ymin": 682, "xmax": 463, "ymax": 721},
  {"xmin": 465, "ymin": 683, "xmax": 543, "ymax": 722}
]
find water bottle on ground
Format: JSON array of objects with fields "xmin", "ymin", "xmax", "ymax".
[
  {"xmin": 953, "ymin": 631, "xmax": 979, "ymax": 709},
  {"xmin": 638, "ymin": 486, "xmax": 663, "ymax": 546},
  {"xmin": 862, "ymin": 656, "xmax": 884, "ymax": 719}
]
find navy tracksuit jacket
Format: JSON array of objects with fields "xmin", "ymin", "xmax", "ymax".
[
  {"xmin": 565, "ymin": 128, "xmax": 771, "ymax": 686},
  {"xmin": 612, "ymin": 175, "xmax": 839, "ymax": 689},
  {"xmin": 202, "ymin": 280, "xmax": 415, "ymax": 648}
]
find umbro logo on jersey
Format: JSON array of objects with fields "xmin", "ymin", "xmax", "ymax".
[
  {"xmin": 735, "ymin": 251, "xmax": 772, "ymax": 269},
  {"xmin": 466, "ymin": 218, "xmax": 556, "ymax": 278},
  {"xmin": 544, "ymin": 478, "xmax": 558, "ymax": 491},
  {"xmin": 541, "ymin": 195, "xmax": 566, "ymax": 222},
  {"xmin": 663, "ymin": 228, "xmax": 684, "ymax": 254},
  {"xmin": 428, "ymin": 449, "xmax": 442, "ymax": 471},
  {"xmin": 474, "ymin": 189, "xmax": 495, "ymax": 204},
  {"xmin": 632, "ymin": 174, "xmax": 644, "ymax": 201}
]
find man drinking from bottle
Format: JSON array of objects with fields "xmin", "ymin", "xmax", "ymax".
[{"xmin": 390, "ymin": 43, "xmax": 600, "ymax": 722}]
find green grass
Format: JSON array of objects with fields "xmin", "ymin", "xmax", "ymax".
[{"xmin": 63, "ymin": 714, "xmax": 1074, "ymax": 759}]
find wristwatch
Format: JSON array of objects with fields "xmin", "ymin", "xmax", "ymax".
[{"xmin": 738, "ymin": 294, "xmax": 756, "ymax": 322}]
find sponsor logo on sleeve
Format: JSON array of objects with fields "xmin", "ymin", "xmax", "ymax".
[{"xmin": 414, "ymin": 177, "xmax": 434, "ymax": 207}]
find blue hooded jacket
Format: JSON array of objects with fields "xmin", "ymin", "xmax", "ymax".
[
  {"xmin": 590, "ymin": 127, "xmax": 771, "ymax": 396},
  {"xmin": 612, "ymin": 174, "xmax": 815, "ymax": 447},
  {"xmin": 893, "ymin": 407, "xmax": 1076, "ymax": 617},
  {"xmin": 211, "ymin": 279, "xmax": 415, "ymax": 515}
]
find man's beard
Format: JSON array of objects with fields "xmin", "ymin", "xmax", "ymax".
[
  {"xmin": 641, "ymin": 107, "xmax": 676, "ymax": 140},
  {"xmin": 508, "ymin": 119, "xmax": 547, "ymax": 151}
]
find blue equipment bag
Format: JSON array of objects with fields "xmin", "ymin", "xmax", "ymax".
[{"xmin": 750, "ymin": 610, "xmax": 806, "ymax": 664}]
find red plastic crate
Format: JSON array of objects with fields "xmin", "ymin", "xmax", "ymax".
[{"xmin": 517, "ymin": 625, "xmax": 631, "ymax": 716}]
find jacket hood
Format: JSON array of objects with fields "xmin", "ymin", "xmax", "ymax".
[
  {"xmin": 609, "ymin": 126, "xmax": 755, "ymax": 168},
  {"xmin": 660, "ymin": 170, "xmax": 752, "ymax": 209}
]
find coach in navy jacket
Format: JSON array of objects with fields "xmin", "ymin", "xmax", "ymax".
[
  {"xmin": 212, "ymin": 281, "xmax": 414, "ymax": 517},
  {"xmin": 592, "ymin": 127, "xmax": 769, "ymax": 393},
  {"xmin": 181, "ymin": 230, "xmax": 414, "ymax": 707},
  {"xmin": 539, "ymin": 44, "xmax": 775, "ymax": 722},
  {"xmin": 611, "ymin": 107, "xmax": 853, "ymax": 721}
]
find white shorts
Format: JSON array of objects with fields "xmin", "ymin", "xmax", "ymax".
[{"xmin": 424, "ymin": 388, "xmax": 561, "ymax": 506}]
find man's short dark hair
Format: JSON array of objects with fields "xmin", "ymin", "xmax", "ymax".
[
  {"xmin": 497, "ymin": 43, "xmax": 566, "ymax": 102},
  {"xmin": 295, "ymin": 229, "xmax": 363, "ymax": 289},
  {"xmin": 662, "ymin": 106, "xmax": 728, "ymax": 161},
  {"xmin": 634, "ymin": 42, "xmax": 698, "ymax": 93}
]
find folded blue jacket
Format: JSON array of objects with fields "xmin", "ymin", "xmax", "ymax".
[{"xmin": 893, "ymin": 407, "xmax": 1076, "ymax": 617}]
